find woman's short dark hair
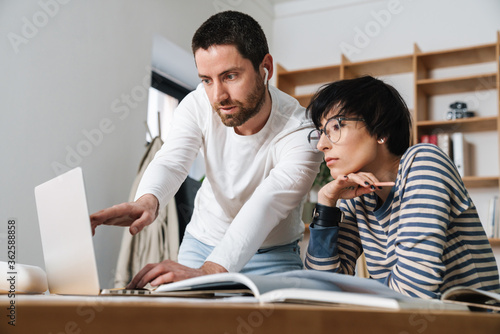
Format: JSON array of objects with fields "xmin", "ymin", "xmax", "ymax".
[
  {"xmin": 306, "ymin": 76, "xmax": 412, "ymax": 156},
  {"xmin": 191, "ymin": 11, "xmax": 269, "ymax": 71}
]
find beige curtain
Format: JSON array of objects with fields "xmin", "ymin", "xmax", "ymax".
[{"xmin": 114, "ymin": 137, "xmax": 180, "ymax": 288}]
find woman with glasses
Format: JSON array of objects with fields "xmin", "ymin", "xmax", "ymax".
[{"xmin": 304, "ymin": 75, "xmax": 499, "ymax": 299}]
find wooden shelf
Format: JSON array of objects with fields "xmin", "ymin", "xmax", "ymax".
[
  {"xmin": 489, "ymin": 238, "xmax": 500, "ymax": 247},
  {"xmin": 278, "ymin": 65, "xmax": 341, "ymax": 87},
  {"xmin": 294, "ymin": 94, "xmax": 314, "ymax": 108},
  {"xmin": 417, "ymin": 116, "xmax": 498, "ymax": 133},
  {"xmin": 343, "ymin": 54, "xmax": 413, "ymax": 78},
  {"xmin": 414, "ymin": 40, "xmax": 499, "ymax": 192},
  {"xmin": 463, "ymin": 176, "xmax": 499, "ymax": 188},
  {"xmin": 416, "ymin": 43, "xmax": 497, "ymax": 70},
  {"xmin": 416, "ymin": 73, "xmax": 497, "ymax": 95}
]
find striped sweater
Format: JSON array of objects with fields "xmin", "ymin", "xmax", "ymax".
[{"xmin": 305, "ymin": 144, "xmax": 500, "ymax": 299}]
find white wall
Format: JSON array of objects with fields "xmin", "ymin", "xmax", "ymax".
[
  {"xmin": 273, "ymin": 0, "xmax": 500, "ymax": 264},
  {"xmin": 0, "ymin": 0, "xmax": 273, "ymax": 289},
  {"xmin": 273, "ymin": 0, "xmax": 500, "ymax": 67}
]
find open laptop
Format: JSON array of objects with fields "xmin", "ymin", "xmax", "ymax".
[
  {"xmin": 34, "ymin": 167, "xmax": 241, "ymax": 298},
  {"xmin": 35, "ymin": 167, "xmax": 103, "ymax": 295},
  {"xmin": 35, "ymin": 167, "xmax": 169, "ymax": 296}
]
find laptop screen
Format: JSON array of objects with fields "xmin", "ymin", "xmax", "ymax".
[{"xmin": 34, "ymin": 167, "xmax": 100, "ymax": 295}]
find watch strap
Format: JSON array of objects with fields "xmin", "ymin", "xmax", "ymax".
[{"xmin": 312, "ymin": 203, "xmax": 343, "ymax": 227}]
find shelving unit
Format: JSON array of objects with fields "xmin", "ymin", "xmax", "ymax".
[
  {"xmin": 414, "ymin": 37, "xmax": 499, "ymax": 188},
  {"xmin": 277, "ymin": 32, "xmax": 500, "ymax": 243},
  {"xmin": 276, "ymin": 63, "xmax": 341, "ymax": 107}
]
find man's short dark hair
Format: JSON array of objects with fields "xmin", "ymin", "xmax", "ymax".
[
  {"xmin": 191, "ymin": 11, "xmax": 269, "ymax": 71},
  {"xmin": 307, "ymin": 76, "xmax": 412, "ymax": 156}
]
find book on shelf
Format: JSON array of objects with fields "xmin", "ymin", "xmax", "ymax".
[
  {"xmin": 420, "ymin": 134, "xmax": 438, "ymax": 145},
  {"xmin": 452, "ymin": 132, "xmax": 471, "ymax": 177},
  {"xmin": 436, "ymin": 133, "xmax": 452, "ymax": 159},
  {"xmin": 421, "ymin": 133, "xmax": 452, "ymax": 159},
  {"xmin": 103, "ymin": 270, "xmax": 467, "ymax": 311},
  {"xmin": 496, "ymin": 209, "xmax": 500, "ymax": 239},
  {"xmin": 487, "ymin": 196, "xmax": 499, "ymax": 238}
]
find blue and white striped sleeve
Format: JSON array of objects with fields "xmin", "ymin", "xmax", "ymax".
[{"xmin": 305, "ymin": 200, "xmax": 362, "ymax": 275}]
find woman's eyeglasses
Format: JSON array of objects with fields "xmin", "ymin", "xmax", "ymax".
[{"xmin": 308, "ymin": 117, "xmax": 365, "ymax": 150}]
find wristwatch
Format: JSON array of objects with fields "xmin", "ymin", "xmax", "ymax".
[{"xmin": 312, "ymin": 203, "xmax": 344, "ymax": 227}]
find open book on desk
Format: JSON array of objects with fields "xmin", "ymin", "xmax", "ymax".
[
  {"xmin": 441, "ymin": 286, "xmax": 500, "ymax": 312},
  {"xmin": 104, "ymin": 270, "xmax": 467, "ymax": 311}
]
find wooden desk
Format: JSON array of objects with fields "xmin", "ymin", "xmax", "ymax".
[{"xmin": 1, "ymin": 295, "xmax": 499, "ymax": 334}]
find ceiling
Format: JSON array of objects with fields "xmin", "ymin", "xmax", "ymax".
[
  {"xmin": 267, "ymin": 0, "xmax": 382, "ymax": 18},
  {"xmin": 268, "ymin": 0, "xmax": 300, "ymax": 3}
]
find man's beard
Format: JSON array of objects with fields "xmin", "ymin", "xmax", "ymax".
[{"xmin": 213, "ymin": 79, "xmax": 267, "ymax": 128}]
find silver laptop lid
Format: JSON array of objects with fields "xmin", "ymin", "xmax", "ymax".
[{"xmin": 34, "ymin": 167, "xmax": 100, "ymax": 295}]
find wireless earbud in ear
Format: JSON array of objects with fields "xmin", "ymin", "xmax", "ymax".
[{"xmin": 263, "ymin": 68, "xmax": 269, "ymax": 84}]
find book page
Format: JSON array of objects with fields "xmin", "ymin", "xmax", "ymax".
[
  {"xmin": 259, "ymin": 288, "xmax": 401, "ymax": 309},
  {"xmin": 154, "ymin": 272, "xmax": 340, "ymax": 298},
  {"xmin": 274, "ymin": 270, "xmax": 408, "ymax": 299},
  {"xmin": 153, "ymin": 270, "xmax": 403, "ymax": 299},
  {"xmin": 154, "ymin": 273, "xmax": 259, "ymax": 296},
  {"xmin": 442, "ymin": 286, "xmax": 500, "ymax": 311}
]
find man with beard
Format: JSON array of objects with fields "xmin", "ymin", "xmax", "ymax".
[{"xmin": 91, "ymin": 11, "xmax": 322, "ymax": 287}]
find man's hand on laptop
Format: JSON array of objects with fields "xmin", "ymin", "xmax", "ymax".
[
  {"xmin": 126, "ymin": 261, "xmax": 228, "ymax": 288},
  {"xmin": 90, "ymin": 194, "xmax": 159, "ymax": 236}
]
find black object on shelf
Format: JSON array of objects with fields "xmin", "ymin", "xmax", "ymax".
[{"xmin": 447, "ymin": 101, "xmax": 475, "ymax": 120}]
